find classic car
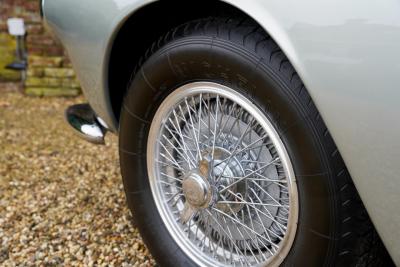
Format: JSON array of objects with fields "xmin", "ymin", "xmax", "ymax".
[{"xmin": 41, "ymin": 0, "xmax": 399, "ymax": 266}]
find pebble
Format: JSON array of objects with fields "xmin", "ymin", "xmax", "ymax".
[{"xmin": 0, "ymin": 84, "xmax": 155, "ymax": 266}]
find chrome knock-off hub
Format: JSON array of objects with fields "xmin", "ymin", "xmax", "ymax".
[{"xmin": 182, "ymin": 170, "xmax": 212, "ymax": 208}]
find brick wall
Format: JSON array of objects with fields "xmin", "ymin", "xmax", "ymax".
[{"xmin": 0, "ymin": 0, "xmax": 80, "ymax": 96}]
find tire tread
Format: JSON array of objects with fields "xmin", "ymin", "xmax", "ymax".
[{"xmin": 123, "ymin": 16, "xmax": 394, "ymax": 267}]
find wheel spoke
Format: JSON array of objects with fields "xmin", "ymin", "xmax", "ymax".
[
  {"xmin": 185, "ymin": 97, "xmax": 202, "ymax": 161},
  {"xmin": 219, "ymin": 157, "xmax": 281, "ymax": 193},
  {"xmin": 147, "ymin": 82, "xmax": 298, "ymax": 266}
]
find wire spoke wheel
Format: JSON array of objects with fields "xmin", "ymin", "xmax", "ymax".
[
  {"xmin": 147, "ymin": 82, "xmax": 298, "ymax": 266},
  {"xmin": 121, "ymin": 17, "xmax": 394, "ymax": 266}
]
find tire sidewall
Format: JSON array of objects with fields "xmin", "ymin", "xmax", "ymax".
[{"xmin": 119, "ymin": 36, "xmax": 335, "ymax": 266}]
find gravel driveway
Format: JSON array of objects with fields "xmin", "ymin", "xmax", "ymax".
[{"xmin": 0, "ymin": 83, "xmax": 155, "ymax": 266}]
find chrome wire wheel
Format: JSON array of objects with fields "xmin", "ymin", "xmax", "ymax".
[{"xmin": 147, "ymin": 82, "xmax": 298, "ymax": 266}]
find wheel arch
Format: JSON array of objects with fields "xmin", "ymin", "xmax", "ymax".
[{"xmin": 105, "ymin": 0, "xmax": 308, "ymax": 126}]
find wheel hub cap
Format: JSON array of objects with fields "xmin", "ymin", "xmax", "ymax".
[{"xmin": 182, "ymin": 170, "xmax": 211, "ymax": 208}]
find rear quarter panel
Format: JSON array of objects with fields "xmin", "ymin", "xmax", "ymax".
[{"xmin": 43, "ymin": 0, "xmax": 400, "ymax": 263}]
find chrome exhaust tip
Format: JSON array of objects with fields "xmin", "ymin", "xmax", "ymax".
[{"xmin": 64, "ymin": 103, "xmax": 107, "ymax": 145}]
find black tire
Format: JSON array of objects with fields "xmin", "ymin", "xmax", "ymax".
[{"xmin": 119, "ymin": 17, "xmax": 393, "ymax": 266}]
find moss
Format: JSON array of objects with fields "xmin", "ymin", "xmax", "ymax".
[
  {"xmin": 44, "ymin": 68, "xmax": 75, "ymax": 78},
  {"xmin": 25, "ymin": 77, "xmax": 62, "ymax": 87},
  {"xmin": 26, "ymin": 67, "xmax": 44, "ymax": 77},
  {"xmin": 25, "ymin": 87, "xmax": 80, "ymax": 97},
  {"xmin": 28, "ymin": 56, "xmax": 63, "ymax": 67},
  {"xmin": 0, "ymin": 33, "xmax": 21, "ymax": 81},
  {"xmin": 61, "ymin": 78, "xmax": 80, "ymax": 89}
]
